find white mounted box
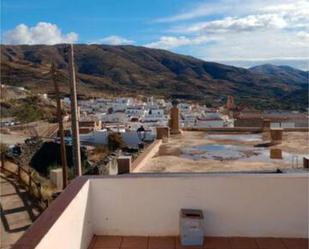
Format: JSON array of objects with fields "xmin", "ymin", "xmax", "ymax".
[{"xmin": 180, "ymin": 209, "xmax": 204, "ymax": 246}]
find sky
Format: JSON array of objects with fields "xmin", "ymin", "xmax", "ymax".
[{"xmin": 1, "ymin": 0, "xmax": 309, "ymax": 70}]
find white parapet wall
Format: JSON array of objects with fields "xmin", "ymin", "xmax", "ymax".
[
  {"xmin": 17, "ymin": 173, "xmax": 308, "ymax": 249},
  {"xmin": 35, "ymin": 181, "xmax": 93, "ymax": 249},
  {"xmin": 90, "ymin": 173, "xmax": 308, "ymax": 238}
]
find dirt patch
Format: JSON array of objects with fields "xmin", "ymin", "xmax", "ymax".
[
  {"xmin": 137, "ymin": 131, "xmax": 309, "ymax": 173},
  {"xmin": 275, "ymin": 132, "xmax": 309, "ymax": 154}
]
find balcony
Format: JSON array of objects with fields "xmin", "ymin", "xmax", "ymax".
[{"xmin": 13, "ymin": 172, "xmax": 308, "ymax": 249}]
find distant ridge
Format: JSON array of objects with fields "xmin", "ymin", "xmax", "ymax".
[
  {"xmin": 249, "ymin": 64, "xmax": 308, "ymax": 85},
  {"xmin": 1, "ymin": 44, "xmax": 308, "ymax": 110}
]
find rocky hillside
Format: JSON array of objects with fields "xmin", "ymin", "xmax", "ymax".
[
  {"xmin": 249, "ymin": 64, "xmax": 308, "ymax": 85},
  {"xmin": 1, "ymin": 44, "xmax": 308, "ymax": 110}
]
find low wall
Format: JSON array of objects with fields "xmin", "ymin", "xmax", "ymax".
[
  {"xmin": 13, "ymin": 178, "xmax": 93, "ymax": 249},
  {"xmin": 90, "ymin": 173, "xmax": 308, "ymax": 238},
  {"xmin": 283, "ymin": 127, "xmax": 309, "ymax": 132},
  {"xmin": 131, "ymin": 139, "xmax": 162, "ymax": 172},
  {"xmin": 35, "ymin": 181, "xmax": 93, "ymax": 249},
  {"xmin": 183, "ymin": 127, "xmax": 309, "ymax": 132},
  {"xmin": 183, "ymin": 127, "xmax": 263, "ymax": 132},
  {"xmin": 234, "ymin": 119, "xmax": 263, "ymax": 128}
]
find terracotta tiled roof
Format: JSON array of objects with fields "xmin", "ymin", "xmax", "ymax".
[{"xmin": 89, "ymin": 235, "xmax": 309, "ymax": 249}]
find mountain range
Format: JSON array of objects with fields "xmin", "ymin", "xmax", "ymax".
[{"xmin": 1, "ymin": 44, "xmax": 308, "ymax": 110}]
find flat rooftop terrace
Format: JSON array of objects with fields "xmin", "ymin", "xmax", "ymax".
[
  {"xmin": 89, "ymin": 235, "xmax": 308, "ymax": 249},
  {"xmin": 134, "ymin": 131, "xmax": 309, "ymax": 173}
]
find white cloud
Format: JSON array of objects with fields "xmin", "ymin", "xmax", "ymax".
[
  {"xmin": 3, "ymin": 22, "xmax": 78, "ymax": 45},
  {"xmin": 197, "ymin": 30, "xmax": 309, "ymax": 61},
  {"xmin": 154, "ymin": 0, "xmax": 263, "ymax": 23},
  {"xmin": 154, "ymin": 2, "xmax": 226, "ymax": 23},
  {"xmin": 98, "ymin": 35, "xmax": 135, "ymax": 45},
  {"xmin": 145, "ymin": 35, "xmax": 213, "ymax": 49},
  {"xmin": 145, "ymin": 36, "xmax": 191, "ymax": 49},
  {"xmin": 154, "ymin": 0, "xmax": 308, "ymax": 24},
  {"xmin": 260, "ymin": 0, "xmax": 309, "ymax": 29},
  {"xmin": 297, "ymin": 31, "xmax": 309, "ymax": 42},
  {"xmin": 175, "ymin": 14, "xmax": 287, "ymax": 34},
  {"xmin": 150, "ymin": 0, "xmax": 309, "ymax": 65},
  {"xmin": 169, "ymin": 0, "xmax": 309, "ymax": 34}
]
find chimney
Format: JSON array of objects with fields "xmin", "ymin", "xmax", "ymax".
[
  {"xmin": 170, "ymin": 100, "xmax": 181, "ymax": 135},
  {"xmin": 226, "ymin": 95, "xmax": 235, "ymax": 110}
]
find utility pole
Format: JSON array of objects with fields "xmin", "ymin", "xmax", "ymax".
[
  {"xmin": 68, "ymin": 44, "xmax": 82, "ymax": 176},
  {"xmin": 51, "ymin": 63, "xmax": 68, "ymax": 188}
]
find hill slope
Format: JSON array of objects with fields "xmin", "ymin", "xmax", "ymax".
[
  {"xmin": 1, "ymin": 44, "xmax": 308, "ymax": 110},
  {"xmin": 249, "ymin": 64, "xmax": 308, "ymax": 85}
]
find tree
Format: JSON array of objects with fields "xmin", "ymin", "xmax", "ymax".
[{"xmin": 107, "ymin": 132, "xmax": 124, "ymax": 151}]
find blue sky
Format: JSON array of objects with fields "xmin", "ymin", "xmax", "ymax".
[
  {"xmin": 1, "ymin": 0, "xmax": 196, "ymax": 44},
  {"xmin": 2, "ymin": 0, "xmax": 309, "ymax": 70}
]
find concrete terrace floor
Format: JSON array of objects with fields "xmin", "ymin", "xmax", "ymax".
[
  {"xmin": 0, "ymin": 174, "xmax": 41, "ymax": 249},
  {"xmin": 89, "ymin": 236, "xmax": 309, "ymax": 249}
]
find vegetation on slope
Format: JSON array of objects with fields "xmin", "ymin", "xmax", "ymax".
[
  {"xmin": 1, "ymin": 44, "xmax": 308, "ymax": 110},
  {"xmin": 1, "ymin": 96, "xmax": 56, "ymax": 123}
]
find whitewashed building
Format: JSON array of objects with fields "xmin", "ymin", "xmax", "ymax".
[
  {"xmin": 101, "ymin": 112, "xmax": 128, "ymax": 123},
  {"xmin": 197, "ymin": 112, "xmax": 234, "ymax": 128},
  {"xmin": 143, "ymin": 109, "xmax": 168, "ymax": 124},
  {"xmin": 80, "ymin": 130, "xmax": 155, "ymax": 147}
]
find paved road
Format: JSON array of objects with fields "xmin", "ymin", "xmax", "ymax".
[{"xmin": 0, "ymin": 174, "xmax": 41, "ymax": 249}]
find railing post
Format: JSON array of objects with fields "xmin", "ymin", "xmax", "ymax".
[
  {"xmin": 38, "ymin": 183, "xmax": 42, "ymax": 199},
  {"xmin": 28, "ymin": 169, "xmax": 32, "ymax": 194},
  {"xmin": 45, "ymin": 199, "xmax": 49, "ymax": 209},
  {"xmin": 17, "ymin": 165, "xmax": 21, "ymax": 180},
  {"xmin": 0, "ymin": 153, "xmax": 4, "ymax": 171}
]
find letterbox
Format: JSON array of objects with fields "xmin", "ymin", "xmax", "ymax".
[{"xmin": 180, "ymin": 209, "xmax": 204, "ymax": 246}]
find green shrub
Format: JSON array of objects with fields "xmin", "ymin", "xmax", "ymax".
[{"xmin": 14, "ymin": 103, "xmax": 44, "ymax": 123}]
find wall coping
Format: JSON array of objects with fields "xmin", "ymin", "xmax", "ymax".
[
  {"xmin": 12, "ymin": 176, "xmax": 89, "ymax": 249},
  {"xmin": 183, "ymin": 127, "xmax": 309, "ymax": 132},
  {"xmin": 131, "ymin": 139, "xmax": 162, "ymax": 171}
]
